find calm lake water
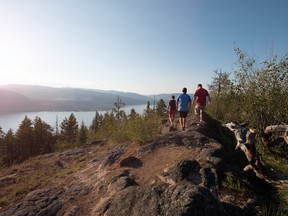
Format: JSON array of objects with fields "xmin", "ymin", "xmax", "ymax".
[{"xmin": 0, "ymin": 104, "xmax": 147, "ymax": 133}]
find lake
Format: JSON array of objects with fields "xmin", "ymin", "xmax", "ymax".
[{"xmin": 0, "ymin": 104, "xmax": 147, "ymax": 133}]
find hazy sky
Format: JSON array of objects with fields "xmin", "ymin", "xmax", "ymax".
[{"xmin": 1, "ymin": 0, "xmax": 288, "ymax": 95}]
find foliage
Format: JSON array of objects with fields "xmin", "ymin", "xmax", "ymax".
[
  {"xmin": 112, "ymin": 96, "xmax": 126, "ymax": 120},
  {"xmin": 124, "ymin": 114, "xmax": 162, "ymax": 144},
  {"xmin": 207, "ymin": 69, "xmax": 239, "ymax": 121},
  {"xmin": 0, "ymin": 127, "xmax": 5, "ymax": 167},
  {"xmin": 33, "ymin": 116, "xmax": 55, "ymax": 154},
  {"xmin": 128, "ymin": 108, "xmax": 139, "ymax": 119},
  {"xmin": 15, "ymin": 116, "xmax": 34, "ymax": 161},
  {"xmin": 207, "ymin": 48, "xmax": 288, "ymax": 215},
  {"xmin": 60, "ymin": 113, "xmax": 78, "ymax": 145},
  {"xmin": 262, "ymin": 190, "xmax": 288, "ymax": 216},
  {"xmin": 0, "ymin": 116, "xmax": 56, "ymax": 166},
  {"xmin": 78, "ymin": 121, "xmax": 88, "ymax": 145},
  {"xmin": 221, "ymin": 173, "xmax": 241, "ymax": 191},
  {"xmin": 207, "ymin": 48, "xmax": 288, "ymax": 132},
  {"xmin": 89, "ymin": 111, "xmax": 103, "ymax": 134},
  {"xmin": 155, "ymin": 99, "xmax": 167, "ymax": 117},
  {"xmin": 54, "ymin": 140, "xmax": 72, "ymax": 151},
  {"xmin": 95, "ymin": 109, "xmax": 162, "ymax": 145},
  {"xmin": 1, "ymin": 129, "xmax": 16, "ymax": 165},
  {"xmin": 96, "ymin": 111, "xmax": 117, "ymax": 140},
  {"xmin": 144, "ymin": 101, "xmax": 154, "ymax": 117}
]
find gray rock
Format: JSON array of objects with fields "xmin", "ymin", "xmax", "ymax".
[
  {"xmin": 0, "ymin": 189, "xmax": 63, "ymax": 216},
  {"xmin": 97, "ymin": 182, "xmax": 231, "ymax": 216},
  {"xmin": 101, "ymin": 146, "xmax": 124, "ymax": 168}
]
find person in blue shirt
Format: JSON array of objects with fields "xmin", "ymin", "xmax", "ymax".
[{"xmin": 176, "ymin": 87, "xmax": 192, "ymax": 130}]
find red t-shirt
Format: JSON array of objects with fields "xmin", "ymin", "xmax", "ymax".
[{"xmin": 194, "ymin": 88, "xmax": 209, "ymax": 106}]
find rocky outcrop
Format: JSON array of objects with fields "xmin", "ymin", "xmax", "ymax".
[
  {"xmin": 97, "ymin": 183, "xmax": 230, "ymax": 216},
  {"xmin": 0, "ymin": 189, "xmax": 63, "ymax": 216},
  {"xmin": 95, "ymin": 157, "xmax": 249, "ymax": 216},
  {"xmin": 1, "ymin": 116, "xmax": 285, "ymax": 216}
]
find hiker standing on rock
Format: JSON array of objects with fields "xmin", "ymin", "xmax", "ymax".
[
  {"xmin": 176, "ymin": 88, "xmax": 192, "ymax": 130},
  {"xmin": 167, "ymin": 95, "xmax": 177, "ymax": 126},
  {"xmin": 192, "ymin": 84, "xmax": 211, "ymax": 126}
]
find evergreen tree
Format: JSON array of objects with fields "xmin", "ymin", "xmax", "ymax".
[
  {"xmin": 3, "ymin": 129, "xmax": 16, "ymax": 165},
  {"xmin": 155, "ymin": 99, "xmax": 167, "ymax": 117},
  {"xmin": 97, "ymin": 111, "xmax": 116, "ymax": 139},
  {"xmin": 128, "ymin": 108, "xmax": 139, "ymax": 119},
  {"xmin": 0, "ymin": 127, "xmax": 5, "ymax": 164},
  {"xmin": 78, "ymin": 121, "xmax": 88, "ymax": 145},
  {"xmin": 15, "ymin": 116, "xmax": 34, "ymax": 161},
  {"xmin": 113, "ymin": 96, "xmax": 125, "ymax": 120},
  {"xmin": 207, "ymin": 69, "xmax": 235, "ymax": 120},
  {"xmin": 90, "ymin": 111, "xmax": 103, "ymax": 134},
  {"xmin": 33, "ymin": 116, "xmax": 55, "ymax": 154},
  {"xmin": 60, "ymin": 113, "xmax": 78, "ymax": 144},
  {"xmin": 144, "ymin": 101, "xmax": 153, "ymax": 117}
]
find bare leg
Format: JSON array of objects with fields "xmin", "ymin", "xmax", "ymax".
[
  {"xmin": 194, "ymin": 106, "xmax": 200, "ymax": 123},
  {"xmin": 179, "ymin": 117, "xmax": 184, "ymax": 129},
  {"xmin": 200, "ymin": 110, "xmax": 203, "ymax": 123},
  {"xmin": 168, "ymin": 115, "xmax": 173, "ymax": 125},
  {"xmin": 183, "ymin": 118, "xmax": 187, "ymax": 129}
]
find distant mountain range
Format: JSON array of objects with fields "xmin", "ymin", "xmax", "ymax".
[{"xmin": 0, "ymin": 84, "xmax": 181, "ymax": 114}]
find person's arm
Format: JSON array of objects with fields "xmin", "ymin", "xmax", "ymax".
[
  {"xmin": 207, "ymin": 94, "xmax": 211, "ymax": 104},
  {"xmin": 191, "ymin": 96, "xmax": 195, "ymax": 105},
  {"xmin": 188, "ymin": 97, "xmax": 192, "ymax": 110},
  {"xmin": 166, "ymin": 101, "xmax": 170, "ymax": 112}
]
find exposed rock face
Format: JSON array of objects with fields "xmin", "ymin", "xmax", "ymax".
[
  {"xmin": 0, "ymin": 189, "xmax": 63, "ymax": 216},
  {"xmin": 95, "ymin": 158, "xmax": 246, "ymax": 216},
  {"xmin": 1, "ymin": 116, "xmax": 285, "ymax": 216},
  {"xmin": 97, "ymin": 184, "xmax": 228, "ymax": 216}
]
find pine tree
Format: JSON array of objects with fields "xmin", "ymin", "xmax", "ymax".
[
  {"xmin": 60, "ymin": 113, "xmax": 78, "ymax": 144},
  {"xmin": 0, "ymin": 127, "xmax": 5, "ymax": 164},
  {"xmin": 15, "ymin": 116, "xmax": 34, "ymax": 161},
  {"xmin": 113, "ymin": 96, "xmax": 125, "ymax": 120},
  {"xmin": 155, "ymin": 99, "xmax": 167, "ymax": 117},
  {"xmin": 33, "ymin": 116, "xmax": 55, "ymax": 154},
  {"xmin": 3, "ymin": 129, "xmax": 15, "ymax": 165},
  {"xmin": 78, "ymin": 121, "xmax": 88, "ymax": 145},
  {"xmin": 90, "ymin": 111, "xmax": 103, "ymax": 134},
  {"xmin": 128, "ymin": 108, "xmax": 139, "ymax": 119}
]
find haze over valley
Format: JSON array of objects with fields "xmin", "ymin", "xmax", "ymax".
[{"xmin": 0, "ymin": 84, "xmax": 180, "ymax": 115}]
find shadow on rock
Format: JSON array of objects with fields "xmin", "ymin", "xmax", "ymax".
[{"xmin": 120, "ymin": 156, "xmax": 143, "ymax": 168}]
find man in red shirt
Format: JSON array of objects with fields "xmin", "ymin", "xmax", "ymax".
[{"xmin": 192, "ymin": 84, "xmax": 211, "ymax": 125}]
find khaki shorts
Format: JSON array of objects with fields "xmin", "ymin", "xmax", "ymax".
[{"xmin": 194, "ymin": 105, "xmax": 205, "ymax": 115}]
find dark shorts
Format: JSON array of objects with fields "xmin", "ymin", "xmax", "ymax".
[
  {"xmin": 179, "ymin": 111, "xmax": 188, "ymax": 118},
  {"xmin": 194, "ymin": 105, "xmax": 205, "ymax": 115}
]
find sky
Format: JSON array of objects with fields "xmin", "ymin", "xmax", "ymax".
[{"xmin": 1, "ymin": 0, "xmax": 288, "ymax": 95}]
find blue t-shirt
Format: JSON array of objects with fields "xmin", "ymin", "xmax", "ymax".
[{"xmin": 177, "ymin": 93, "xmax": 191, "ymax": 112}]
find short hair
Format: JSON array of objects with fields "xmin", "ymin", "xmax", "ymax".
[
  {"xmin": 182, "ymin": 87, "xmax": 187, "ymax": 93},
  {"xmin": 172, "ymin": 95, "xmax": 175, "ymax": 99},
  {"xmin": 197, "ymin": 84, "xmax": 202, "ymax": 88}
]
